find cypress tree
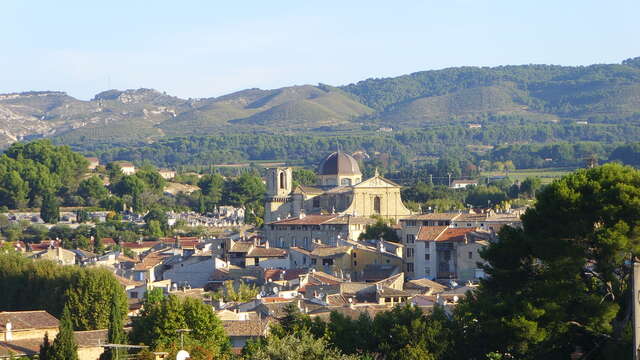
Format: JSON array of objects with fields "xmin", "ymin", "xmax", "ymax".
[
  {"xmin": 102, "ymin": 292, "xmax": 126, "ymax": 360},
  {"xmin": 50, "ymin": 306, "xmax": 78, "ymax": 360},
  {"xmin": 39, "ymin": 331, "xmax": 52, "ymax": 360}
]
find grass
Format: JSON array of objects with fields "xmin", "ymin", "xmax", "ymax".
[{"xmin": 481, "ymin": 167, "xmax": 575, "ymax": 184}]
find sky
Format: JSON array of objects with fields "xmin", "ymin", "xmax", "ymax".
[{"xmin": 1, "ymin": 1, "xmax": 639, "ymax": 100}]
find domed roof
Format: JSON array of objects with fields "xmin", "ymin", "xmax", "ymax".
[{"xmin": 318, "ymin": 151, "xmax": 361, "ymax": 176}]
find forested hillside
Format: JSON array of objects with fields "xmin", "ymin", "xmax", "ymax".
[{"xmin": 1, "ymin": 57, "xmax": 640, "ymax": 149}]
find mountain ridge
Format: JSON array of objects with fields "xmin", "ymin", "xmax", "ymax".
[{"xmin": 1, "ymin": 57, "xmax": 639, "ymax": 148}]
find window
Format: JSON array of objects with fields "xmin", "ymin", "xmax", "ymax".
[
  {"xmin": 303, "ymin": 257, "xmax": 307, "ymax": 265},
  {"xmin": 374, "ymin": 196, "xmax": 381, "ymax": 213},
  {"xmin": 407, "ymin": 263, "xmax": 414, "ymax": 272},
  {"xmin": 303, "ymin": 237, "xmax": 309, "ymax": 248},
  {"xmin": 313, "ymin": 197, "xmax": 320, "ymax": 208},
  {"xmin": 341, "ymin": 178, "xmax": 352, "ymax": 186},
  {"xmin": 406, "ymin": 248, "xmax": 414, "ymax": 257},
  {"xmin": 322, "ymin": 259, "xmax": 334, "ymax": 266},
  {"xmin": 353, "ymin": 261, "xmax": 357, "ymax": 266},
  {"xmin": 279, "ymin": 171, "xmax": 286, "ymax": 189},
  {"xmin": 468, "ymin": 251, "xmax": 473, "ymax": 259},
  {"xmin": 311, "ymin": 258, "xmax": 317, "ymax": 265},
  {"xmin": 406, "ymin": 234, "xmax": 415, "ymax": 244},
  {"xmin": 352, "ymin": 253, "xmax": 357, "ymax": 258},
  {"xmin": 130, "ymin": 291, "xmax": 138, "ymax": 299},
  {"xmin": 425, "ymin": 267, "xmax": 431, "ymax": 276},
  {"xmin": 425, "ymin": 254, "xmax": 430, "ymax": 261}
]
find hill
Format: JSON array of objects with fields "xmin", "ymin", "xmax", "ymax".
[{"xmin": 1, "ymin": 57, "xmax": 640, "ymax": 148}]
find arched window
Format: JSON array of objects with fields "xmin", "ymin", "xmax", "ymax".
[
  {"xmin": 279, "ymin": 171, "xmax": 286, "ymax": 189},
  {"xmin": 374, "ymin": 196, "xmax": 381, "ymax": 213}
]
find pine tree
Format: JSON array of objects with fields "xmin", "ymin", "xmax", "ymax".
[
  {"xmin": 40, "ymin": 192, "xmax": 60, "ymax": 224},
  {"xmin": 50, "ymin": 306, "xmax": 78, "ymax": 360}
]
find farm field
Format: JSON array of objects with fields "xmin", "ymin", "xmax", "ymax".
[{"xmin": 482, "ymin": 167, "xmax": 576, "ymax": 184}]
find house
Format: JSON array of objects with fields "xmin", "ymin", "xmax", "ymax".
[
  {"xmin": 158, "ymin": 169, "xmax": 176, "ymax": 180},
  {"xmin": 403, "ymin": 278, "xmax": 447, "ymax": 295},
  {"xmin": 223, "ymin": 318, "xmax": 271, "ymax": 352},
  {"xmin": 132, "ymin": 250, "xmax": 173, "ymax": 282},
  {"xmin": 264, "ymin": 214, "xmax": 375, "ymax": 251},
  {"xmin": 0, "ymin": 311, "xmax": 59, "ymax": 359},
  {"xmin": 162, "ymin": 255, "xmax": 214, "ymax": 288},
  {"xmin": 450, "ymin": 180, "xmax": 478, "ymax": 189},
  {"xmin": 114, "ymin": 161, "xmax": 136, "ymax": 175},
  {"xmin": 288, "ymin": 247, "xmax": 312, "ymax": 268},
  {"xmin": 74, "ymin": 329, "xmax": 108, "ymax": 360},
  {"xmin": 30, "ymin": 246, "xmax": 77, "ymax": 266},
  {"xmin": 85, "ymin": 157, "xmax": 100, "ymax": 170}
]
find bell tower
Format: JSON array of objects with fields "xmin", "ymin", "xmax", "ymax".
[{"xmin": 265, "ymin": 167, "xmax": 293, "ymax": 223}]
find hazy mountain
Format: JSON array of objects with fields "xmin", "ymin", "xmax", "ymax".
[{"xmin": 1, "ymin": 57, "xmax": 639, "ymax": 147}]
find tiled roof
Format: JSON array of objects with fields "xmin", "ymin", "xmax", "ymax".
[
  {"xmin": 74, "ymin": 329, "xmax": 108, "ymax": 347},
  {"xmin": 309, "ymin": 271, "xmax": 343, "ymax": 284},
  {"xmin": 0, "ymin": 338, "xmax": 41, "ymax": 357},
  {"xmin": 311, "ymin": 246, "xmax": 351, "ymax": 258},
  {"xmin": 435, "ymin": 228, "xmax": 478, "ymax": 242},
  {"xmin": 229, "ymin": 242, "xmax": 254, "ymax": 253},
  {"xmin": 404, "ymin": 278, "xmax": 447, "ymax": 292},
  {"xmin": 114, "ymin": 274, "xmax": 144, "ymax": 287},
  {"xmin": 247, "ymin": 247, "xmax": 287, "ymax": 258},
  {"xmin": 416, "ymin": 226, "xmax": 448, "ymax": 241},
  {"xmin": 0, "ymin": 311, "xmax": 58, "ymax": 331},
  {"xmin": 289, "ymin": 247, "xmax": 311, "ymax": 256},
  {"xmin": 264, "ymin": 268, "xmax": 308, "ymax": 282},
  {"xmin": 269, "ymin": 215, "xmax": 338, "ymax": 225},
  {"xmin": 455, "ymin": 213, "xmax": 488, "ymax": 222},
  {"xmin": 378, "ymin": 286, "xmax": 411, "ymax": 297},
  {"xmin": 324, "ymin": 216, "xmax": 376, "ymax": 225},
  {"xmin": 133, "ymin": 251, "xmax": 171, "ymax": 271},
  {"xmin": 362, "ymin": 264, "xmax": 399, "ymax": 282},
  {"xmin": 402, "ymin": 213, "xmax": 461, "ymax": 221}
]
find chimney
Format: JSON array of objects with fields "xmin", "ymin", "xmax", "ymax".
[{"xmin": 4, "ymin": 322, "xmax": 12, "ymax": 342}]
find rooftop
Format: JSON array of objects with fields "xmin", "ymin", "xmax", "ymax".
[{"xmin": 0, "ymin": 311, "xmax": 59, "ymax": 331}]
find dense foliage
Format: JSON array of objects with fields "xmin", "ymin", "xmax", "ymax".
[{"xmin": 0, "ymin": 252, "xmax": 127, "ymax": 331}]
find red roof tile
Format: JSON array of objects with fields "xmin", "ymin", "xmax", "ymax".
[
  {"xmin": 435, "ymin": 228, "xmax": 478, "ymax": 242},
  {"xmin": 416, "ymin": 226, "xmax": 448, "ymax": 241}
]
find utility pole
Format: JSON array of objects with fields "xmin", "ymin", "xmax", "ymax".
[
  {"xmin": 448, "ymin": 173, "xmax": 452, "ymax": 187},
  {"xmin": 634, "ymin": 262, "xmax": 640, "ymax": 360}
]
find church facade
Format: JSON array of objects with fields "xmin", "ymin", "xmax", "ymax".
[{"xmin": 264, "ymin": 151, "xmax": 413, "ymax": 224}]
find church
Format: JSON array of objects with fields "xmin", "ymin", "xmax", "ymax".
[{"xmin": 264, "ymin": 151, "xmax": 413, "ymax": 224}]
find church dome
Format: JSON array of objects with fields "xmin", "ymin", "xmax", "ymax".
[{"xmin": 318, "ymin": 151, "xmax": 361, "ymax": 176}]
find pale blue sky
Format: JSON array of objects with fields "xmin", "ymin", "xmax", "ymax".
[{"xmin": 1, "ymin": 1, "xmax": 639, "ymax": 99}]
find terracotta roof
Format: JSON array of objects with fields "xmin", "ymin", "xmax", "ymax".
[
  {"xmin": 455, "ymin": 213, "xmax": 488, "ymax": 222},
  {"xmin": 120, "ymin": 241, "xmax": 160, "ymax": 249},
  {"xmin": 0, "ymin": 338, "xmax": 41, "ymax": 357},
  {"xmin": 134, "ymin": 251, "xmax": 171, "ymax": 271},
  {"xmin": 269, "ymin": 215, "xmax": 338, "ymax": 225},
  {"xmin": 416, "ymin": 226, "xmax": 448, "ymax": 241},
  {"xmin": 308, "ymin": 271, "xmax": 343, "ymax": 284},
  {"xmin": 378, "ymin": 287, "xmax": 411, "ymax": 297},
  {"xmin": 295, "ymin": 185, "xmax": 324, "ymax": 194},
  {"xmin": 247, "ymin": 247, "xmax": 287, "ymax": 258},
  {"xmin": 404, "ymin": 278, "xmax": 447, "ymax": 292},
  {"xmin": 114, "ymin": 274, "xmax": 144, "ymax": 287},
  {"xmin": 101, "ymin": 238, "xmax": 116, "ymax": 246},
  {"xmin": 311, "ymin": 246, "xmax": 351, "ymax": 258},
  {"xmin": 0, "ymin": 311, "xmax": 58, "ymax": 331},
  {"xmin": 74, "ymin": 329, "xmax": 108, "ymax": 347},
  {"xmin": 435, "ymin": 228, "xmax": 478, "ymax": 242},
  {"xmin": 402, "ymin": 213, "xmax": 461, "ymax": 221},
  {"xmin": 264, "ymin": 268, "xmax": 308, "ymax": 282},
  {"xmin": 289, "ymin": 247, "xmax": 311, "ymax": 256}
]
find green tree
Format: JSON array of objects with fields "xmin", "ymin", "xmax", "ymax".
[
  {"xmin": 292, "ymin": 168, "xmax": 317, "ymax": 187},
  {"xmin": 39, "ymin": 332, "xmax": 53, "ymax": 360},
  {"xmin": 101, "ymin": 292, "xmax": 127, "ymax": 360},
  {"xmin": 49, "ymin": 306, "xmax": 78, "ymax": 360},
  {"xmin": 243, "ymin": 331, "xmax": 358, "ymax": 360},
  {"xmin": 456, "ymin": 163, "xmax": 640, "ymax": 359},
  {"xmin": 77, "ymin": 176, "xmax": 109, "ymax": 206},
  {"xmin": 40, "ymin": 193, "xmax": 60, "ymax": 224},
  {"xmin": 519, "ymin": 177, "xmax": 542, "ymax": 199},
  {"xmin": 358, "ymin": 218, "xmax": 400, "ymax": 243}
]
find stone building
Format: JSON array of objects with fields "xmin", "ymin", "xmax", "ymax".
[{"xmin": 264, "ymin": 151, "xmax": 412, "ymax": 224}]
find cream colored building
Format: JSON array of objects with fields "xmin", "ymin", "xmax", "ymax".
[{"xmin": 264, "ymin": 152, "xmax": 412, "ymax": 224}]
